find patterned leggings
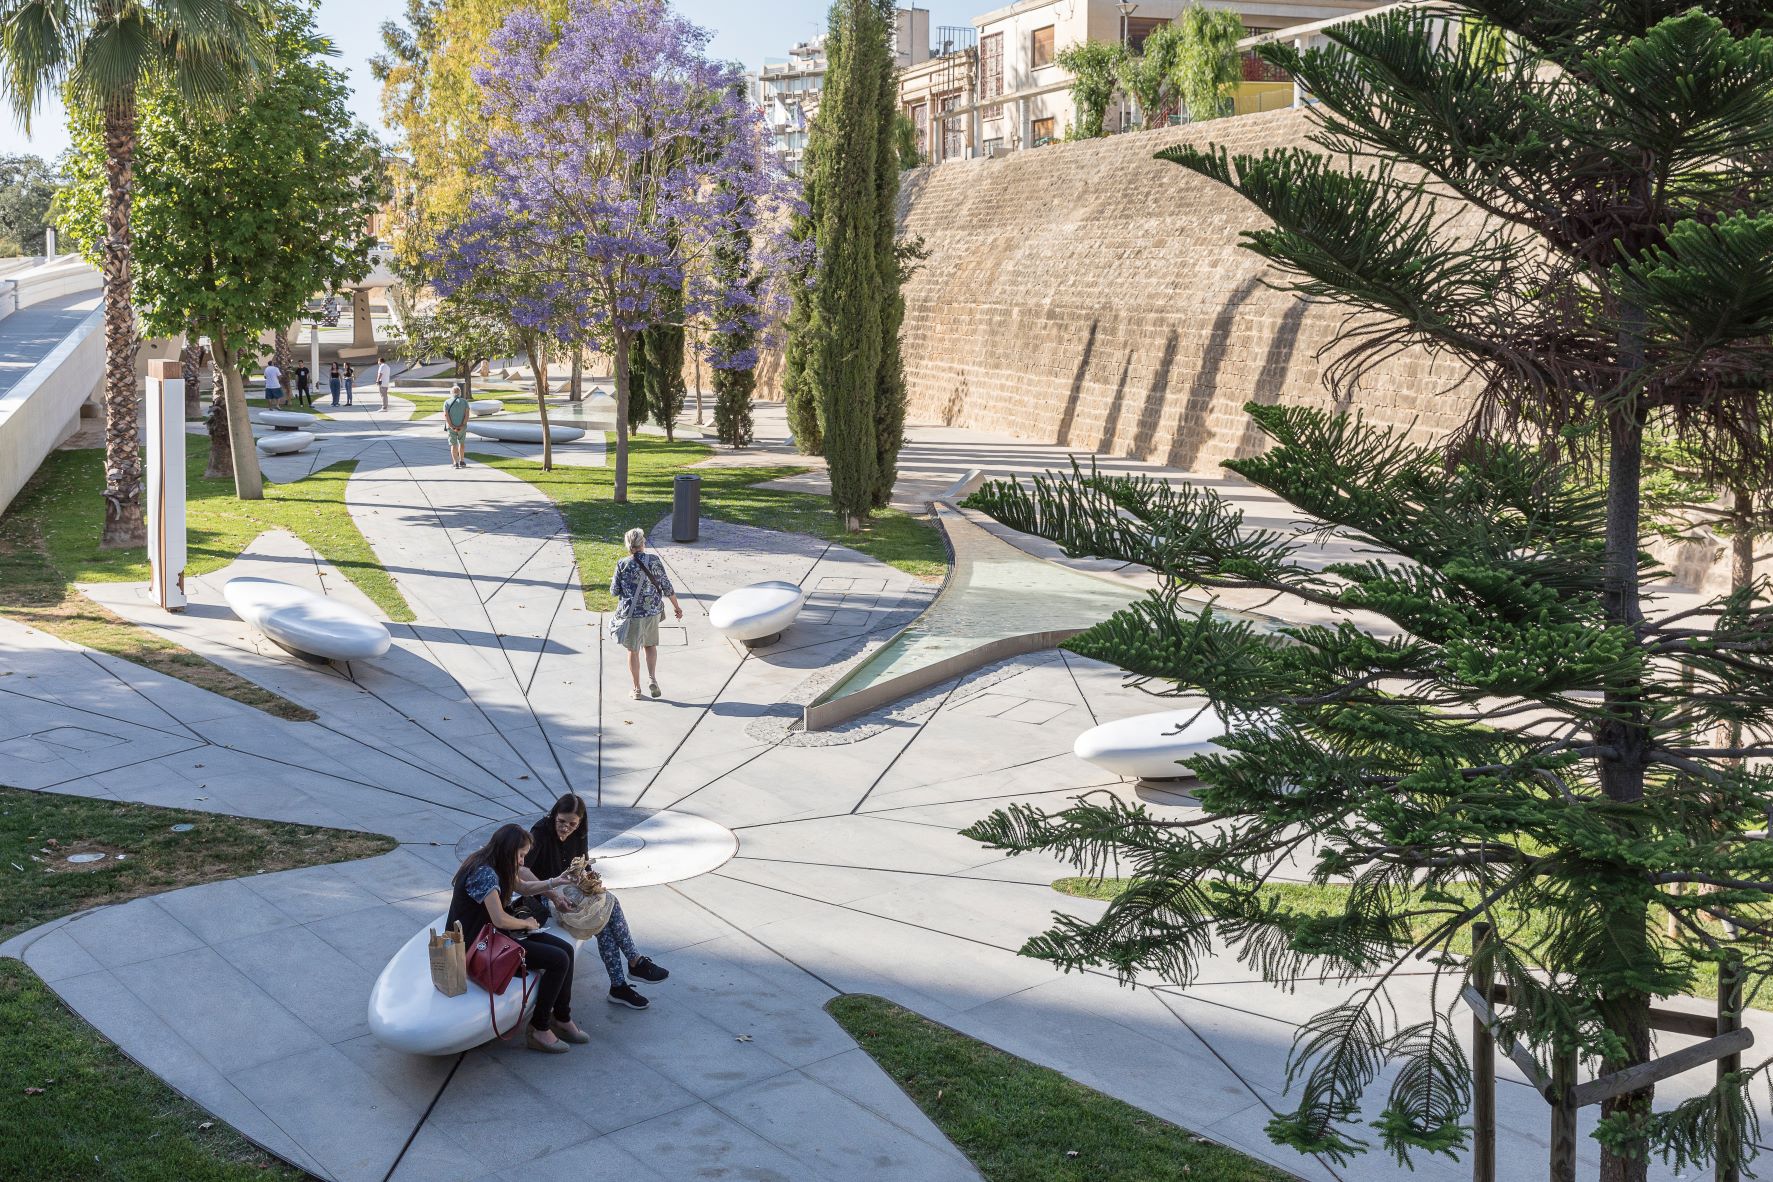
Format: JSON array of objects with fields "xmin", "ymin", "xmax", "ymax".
[{"xmin": 597, "ymin": 897, "xmax": 641, "ymax": 987}]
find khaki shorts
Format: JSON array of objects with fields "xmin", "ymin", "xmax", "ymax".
[{"xmin": 619, "ymin": 613, "xmax": 660, "ymax": 650}]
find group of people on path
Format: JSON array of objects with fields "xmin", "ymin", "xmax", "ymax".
[
  {"xmin": 262, "ymin": 356, "xmax": 394, "ymax": 411},
  {"xmin": 447, "ymin": 794, "xmax": 670, "ymax": 1053}
]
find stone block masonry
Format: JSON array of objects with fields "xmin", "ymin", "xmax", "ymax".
[{"xmin": 788, "ymin": 105, "xmax": 1485, "ymax": 471}]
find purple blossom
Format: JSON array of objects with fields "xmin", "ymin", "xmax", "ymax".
[{"xmin": 433, "ymin": 0, "xmax": 802, "ymax": 370}]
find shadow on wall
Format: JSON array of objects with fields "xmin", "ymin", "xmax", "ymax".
[
  {"xmin": 1233, "ymin": 292, "xmax": 1312, "ymax": 459},
  {"xmin": 1164, "ymin": 274, "xmax": 1263, "ymax": 472},
  {"xmin": 1053, "ymin": 321, "xmax": 1099, "ymax": 446}
]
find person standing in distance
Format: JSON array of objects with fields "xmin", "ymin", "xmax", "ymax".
[
  {"xmin": 262, "ymin": 358, "xmax": 284, "ymax": 407},
  {"xmin": 443, "ymin": 383, "xmax": 472, "ymax": 469},
  {"xmin": 375, "ymin": 356, "xmax": 392, "ymax": 412}
]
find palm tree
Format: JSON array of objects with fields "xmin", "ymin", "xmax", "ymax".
[{"xmin": 0, "ymin": 0, "xmax": 270, "ymax": 547}]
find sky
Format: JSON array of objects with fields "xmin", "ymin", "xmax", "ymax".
[{"xmin": 0, "ymin": 0, "xmax": 976, "ymax": 162}]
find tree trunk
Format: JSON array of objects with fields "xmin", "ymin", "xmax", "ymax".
[
  {"xmin": 273, "ymin": 328, "xmax": 292, "ymax": 378},
  {"xmin": 693, "ymin": 334, "xmax": 704, "ymax": 425},
  {"xmin": 206, "ymin": 347, "xmax": 231, "ymax": 481},
  {"xmin": 1731, "ymin": 486, "xmax": 1754, "ymax": 598},
  {"xmin": 213, "ymin": 339, "xmax": 263, "ymax": 499},
  {"xmin": 179, "ymin": 336, "xmax": 203, "ymax": 419},
  {"xmin": 570, "ymin": 350, "xmax": 583, "ymax": 403},
  {"xmin": 525, "ymin": 338, "xmax": 552, "ymax": 471},
  {"xmin": 613, "ymin": 331, "xmax": 631, "ymax": 503},
  {"xmin": 1596, "ymin": 395, "xmax": 1652, "ymax": 1182},
  {"xmin": 98, "ymin": 96, "xmax": 146, "ymax": 549}
]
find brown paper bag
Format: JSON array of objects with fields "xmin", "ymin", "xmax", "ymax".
[{"xmin": 428, "ymin": 922, "xmax": 467, "ymax": 996}]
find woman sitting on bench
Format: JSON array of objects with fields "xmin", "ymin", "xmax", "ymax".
[{"xmin": 520, "ymin": 793, "xmax": 671, "ymax": 1011}]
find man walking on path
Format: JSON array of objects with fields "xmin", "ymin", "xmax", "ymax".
[
  {"xmin": 263, "ymin": 359, "xmax": 284, "ymax": 407},
  {"xmin": 443, "ymin": 384, "xmax": 472, "ymax": 469},
  {"xmin": 376, "ymin": 356, "xmax": 392, "ymax": 411}
]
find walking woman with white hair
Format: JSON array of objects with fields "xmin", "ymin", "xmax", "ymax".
[{"xmin": 609, "ymin": 527, "xmax": 682, "ymax": 699}]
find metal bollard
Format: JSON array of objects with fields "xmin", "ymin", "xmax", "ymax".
[{"xmin": 672, "ymin": 473, "xmax": 701, "ymax": 543}]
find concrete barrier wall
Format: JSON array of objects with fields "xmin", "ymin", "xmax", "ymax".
[{"xmin": 0, "ymin": 307, "xmax": 103, "ymax": 515}]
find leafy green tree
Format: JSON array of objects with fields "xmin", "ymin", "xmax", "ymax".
[
  {"xmin": 642, "ymin": 315, "xmax": 688, "ymax": 441},
  {"xmin": 0, "ymin": 0, "xmax": 270, "ymax": 546},
  {"xmin": 1056, "ymin": 40, "xmax": 1126, "ymax": 139},
  {"xmin": 964, "ymin": 6, "xmax": 1773, "ymax": 1181},
  {"xmin": 892, "ymin": 110, "xmax": 923, "ymax": 169},
  {"xmin": 1174, "ymin": 4, "xmax": 1245, "ymax": 122},
  {"xmin": 1117, "ymin": 22, "xmax": 1185, "ymax": 128},
  {"xmin": 58, "ymin": 0, "xmax": 381, "ymax": 501},
  {"xmin": 780, "ymin": 0, "xmax": 907, "ymax": 528},
  {"xmin": 394, "ymin": 292, "xmax": 516, "ymax": 401},
  {"xmin": 0, "ymin": 154, "xmax": 59, "ymax": 255}
]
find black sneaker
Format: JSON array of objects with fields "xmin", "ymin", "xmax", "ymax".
[
  {"xmin": 608, "ymin": 985, "xmax": 650, "ymax": 1010},
  {"xmin": 629, "ymin": 956, "xmax": 669, "ymax": 983}
]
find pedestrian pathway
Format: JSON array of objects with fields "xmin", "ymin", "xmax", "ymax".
[
  {"xmin": 2, "ymin": 396, "xmax": 1761, "ymax": 1181},
  {"xmin": 0, "ymin": 289, "xmax": 99, "ymax": 399}
]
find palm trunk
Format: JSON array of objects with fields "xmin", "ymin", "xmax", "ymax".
[
  {"xmin": 613, "ymin": 330, "xmax": 631, "ymax": 503},
  {"xmin": 98, "ymin": 96, "xmax": 146, "ymax": 549},
  {"xmin": 179, "ymin": 336, "xmax": 203, "ymax": 418},
  {"xmin": 213, "ymin": 338, "xmax": 263, "ymax": 499}
]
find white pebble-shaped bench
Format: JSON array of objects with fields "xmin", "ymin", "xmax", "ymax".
[
  {"xmin": 223, "ymin": 576, "xmax": 392, "ymax": 662},
  {"xmin": 256, "ymin": 430, "xmax": 315, "ymax": 455},
  {"xmin": 709, "ymin": 580, "xmax": 807, "ymax": 646},
  {"xmin": 256, "ymin": 410, "xmax": 319, "ymax": 431},
  {"xmin": 1073, "ymin": 707, "xmax": 1227, "ymax": 782},
  {"xmin": 469, "ymin": 399, "xmax": 503, "ymax": 416},
  {"xmin": 467, "ymin": 421, "xmax": 586, "ymax": 443},
  {"xmin": 368, "ymin": 915, "xmax": 593, "ymax": 1055}
]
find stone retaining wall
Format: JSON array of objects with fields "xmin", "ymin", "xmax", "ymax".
[{"xmin": 889, "ymin": 106, "xmax": 1483, "ymax": 470}]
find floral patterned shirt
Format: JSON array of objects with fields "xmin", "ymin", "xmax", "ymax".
[{"xmin": 610, "ymin": 552, "xmax": 673, "ymax": 620}]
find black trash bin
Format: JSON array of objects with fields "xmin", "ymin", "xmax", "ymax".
[{"xmin": 672, "ymin": 473, "xmax": 701, "ymax": 543}]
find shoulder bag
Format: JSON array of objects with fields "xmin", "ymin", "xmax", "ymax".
[{"xmin": 466, "ymin": 923, "xmax": 532, "ymax": 1040}]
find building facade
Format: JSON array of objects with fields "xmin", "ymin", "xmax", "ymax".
[
  {"xmin": 961, "ymin": 0, "xmax": 1382, "ymax": 156},
  {"xmin": 899, "ymin": 28, "xmax": 980, "ymax": 165},
  {"xmin": 758, "ymin": 6, "xmax": 935, "ymax": 173}
]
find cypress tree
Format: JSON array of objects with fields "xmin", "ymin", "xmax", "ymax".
[
  {"xmin": 627, "ymin": 327, "xmax": 652, "ymax": 428},
  {"xmin": 784, "ymin": 0, "xmax": 902, "ymax": 528},
  {"xmin": 643, "ymin": 309, "xmax": 687, "ymax": 441},
  {"xmin": 869, "ymin": 5, "xmax": 908, "ymax": 509},
  {"xmin": 712, "ymin": 191, "xmax": 759, "ymax": 448}
]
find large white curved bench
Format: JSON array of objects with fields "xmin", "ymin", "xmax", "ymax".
[
  {"xmin": 256, "ymin": 430, "xmax": 314, "ymax": 455},
  {"xmin": 469, "ymin": 399, "xmax": 503, "ymax": 416},
  {"xmin": 368, "ymin": 915, "xmax": 592, "ymax": 1055},
  {"xmin": 256, "ymin": 410, "xmax": 319, "ymax": 431},
  {"xmin": 1073, "ymin": 707, "xmax": 1227, "ymax": 782},
  {"xmin": 709, "ymin": 580, "xmax": 806, "ymax": 646},
  {"xmin": 468, "ymin": 421, "xmax": 586, "ymax": 444},
  {"xmin": 223, "ymin": 576, "xmax": 392, "ymax": 662}
]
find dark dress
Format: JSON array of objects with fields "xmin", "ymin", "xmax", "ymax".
[{"xmin": 526, "ymin": 817, "xmax": 589, "ymax": 882}]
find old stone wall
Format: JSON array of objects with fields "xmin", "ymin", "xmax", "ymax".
[{"xmin": 774, "ymin": 106, "xmax": 1485, "ymax": 472}]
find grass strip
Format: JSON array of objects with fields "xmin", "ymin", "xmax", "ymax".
[
  {"xmin": 1052, "ymin": 877, "xmax": 1766, "ymax": 1011},
  {"xmin": 25, "ymin": 448, "xmax": 413, "ymax": 623},
  {"xmin": 826, "ymin": 994, "xmax": 1293, "ymax": 1181},
  {"xmin": 474, "ymin": 436, "xmax": 946, "ymax": 612},
  {"xmin": 1, "ymin": 785, "xmax": 394, "ymax": 1178}
]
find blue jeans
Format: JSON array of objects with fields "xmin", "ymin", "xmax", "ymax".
[
  {"xmin": 344, "ymin": 378, "xmax": 353, "ymax": 405},
  {"xmin": 597, "ymin": 898, "xmax": 642, "ymax": 986}
]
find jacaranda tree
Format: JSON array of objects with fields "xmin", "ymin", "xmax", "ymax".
[
  {"xmin": 441, "ymin": 0, "xmax": 793, "ymax": 502},
  {"xmin": 963, "ymin": 6, "xmax": 1773, "ymax": 1180}
]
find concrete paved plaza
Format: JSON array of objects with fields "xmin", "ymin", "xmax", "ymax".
[{"xmin": 1, "ymin": 393, "xmax": 1761, "ymax": 1181}]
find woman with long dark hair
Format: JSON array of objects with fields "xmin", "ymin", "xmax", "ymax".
[
  {"xmin": 447, "ymin": 823, "xmax": 586, "ymax": 1053},
  {"xmin": 520, "ymin": 794, "xmax": 670, "ymax": 1011}
]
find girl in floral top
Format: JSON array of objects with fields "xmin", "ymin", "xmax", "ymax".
[{"xmin": 609, "ymin": 527, "xmax": 682, "ymax": 700}]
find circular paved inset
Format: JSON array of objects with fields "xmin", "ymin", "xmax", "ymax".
[{"xmin": 452, "ymin": 806, "xmax": 735, "ymax": 888}]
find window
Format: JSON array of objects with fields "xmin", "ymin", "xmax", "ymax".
[
  {"xmin": 938, "ymin": 91, "xmax": 965, "ymax": 160},
  {"xmin": 905, "ymin": 100, "xmax": 929, "ymax": 161},
  {"xmin": 1030, "ymin": 25, "xmax": 1055, "ymax": 68},
  {"xmin": 1125, "ymin": 16, "xmax": 1169, "ymax": 52},
  {"xmin": 980, "ymin": 32, "xmax": 1004, "ymax": 118},
  {"xmin": 1031, "ymin": 116, "xmax": 1056, "ymax": 146}
]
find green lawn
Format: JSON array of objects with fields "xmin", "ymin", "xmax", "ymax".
[
  {"xmin": 400, "ymin": 391, "xmax": 540, "ymax": 421},
  {"xmin": 1, "ymin": 786, "xmax": 393, "ymax": 1180},
  {"xmin": 24, "ymin": 448, "xmax": 412, "ymax": 623},
  {"xmin": 476, "ymin": 436, "xmax": 947, "ymax": 611},
  {"xmin": 1052, "ymin": 877, "xmax": 1767, "ymax": 1012},
  {"xmin": 827, "ymin": 994, "xmax": 1293, "ymax": 1182}
]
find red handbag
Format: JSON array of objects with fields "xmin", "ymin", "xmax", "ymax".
[{"xmin": 466, "ymin": 923, "xmax": 532, "ymax": 1040}]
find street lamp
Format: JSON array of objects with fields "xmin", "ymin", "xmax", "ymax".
[{"xmin": 1117, "ymin": 2, "xmax": 1138, "ymax": 131}]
